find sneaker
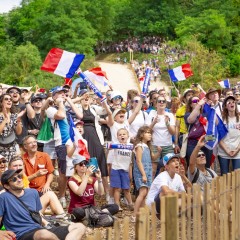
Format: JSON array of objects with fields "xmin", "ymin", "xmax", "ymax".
[
  {"xmin": 108, "ymin": 197, "xmax": 115, "ymax": 204},
  {"xmin": 59, "ymin": 197, "xmax": 67, "ymax": 209},
  {"xmin": 130, "ymin": 216, "xmax": 136, "ymax": 223}
]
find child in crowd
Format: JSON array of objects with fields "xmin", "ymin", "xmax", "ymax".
[
  {"xmin": 66, "ymin": 121, "xmax": 88, "ymax": 177},
  {"xmin": 110, "ymin": 128, "xmax": 134, "ymax": 210},
  {"xmin": 132, "ymin": 126, "xmax": 161, "ymax": 222}
]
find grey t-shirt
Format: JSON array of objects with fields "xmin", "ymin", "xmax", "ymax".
[{"xmin": 188, "ymin": 167, "xmax": 217, "ymax": 191}]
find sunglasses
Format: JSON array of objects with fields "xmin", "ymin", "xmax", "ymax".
[
  {"xmin": 4, "ymin": 97, "xmax": 12, "ymax": 101},
  {"xmin": 9, "ymin": 91, "xmax": 20, "ymax": 94},
  {"xmin": 131, "ymin": 100, "xmax": 139, "ymax": 103},
  {"xmin": 157, "ymin": 99, "xmax": 166, "ymax": 104},
  {"xmin": 226, "ymin": 101, "xmax": 235, "ymax": 105},
  {"xmin": 9, "ymin": 174, "xmax": 23, "ymax": 183},
  {"xmin": 77, "ymin": 161, "xmax": 88, "ymax": 167},
  {"xmin": 197, "ymin": 153, "xmax": 205, "ymax": 158},
  {"xmin": 113, "ymin": 96, "xmax": 122, "ymax": 100},
  {"xmin": 0, "ymin": 159, "xmax": 7, "ymax": 164},
  {"xmin": 33, "ymin": 99, "xmax": 42, "ymax": 103},
  {"xmin": 192, "ymin": 99, "xmax": 199, "ymax": 103}
]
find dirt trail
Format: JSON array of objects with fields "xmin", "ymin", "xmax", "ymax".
[{"xmin": 96, "ymin": 62, "xmax": 169, "ymax": 99}]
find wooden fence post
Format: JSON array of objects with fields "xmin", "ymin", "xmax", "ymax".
[{"xmin": 164, "ymin": 195, "xmax": 179, "ymax": 240}]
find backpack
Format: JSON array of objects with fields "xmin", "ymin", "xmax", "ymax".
[
  {"xmin": 84, "ymin": 205, "xmax": 114, "ymax": 228},
  {"xmin": 192, "ymin": 168, "xmax": 215, "ymax": 184}
]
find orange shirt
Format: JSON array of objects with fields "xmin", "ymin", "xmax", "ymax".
[{"xmin": 22, "ymin": 151, "xmax": 54, "ymax": 192}]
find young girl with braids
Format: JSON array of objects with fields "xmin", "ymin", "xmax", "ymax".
[{"xmin": 132, "ymin": 126, "xmax": 161, "ymax": 222}]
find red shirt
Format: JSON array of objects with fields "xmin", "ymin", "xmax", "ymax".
[{"xmin": 68, "ymin": 177, "xmax": 96, "ymax": 213}]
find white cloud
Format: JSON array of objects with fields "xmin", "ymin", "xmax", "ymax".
[{"xmin": 0, "ymin": 0, "xmax": 22, "ymax": 13}]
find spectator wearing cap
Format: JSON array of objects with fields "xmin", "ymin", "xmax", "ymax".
[
  {"xmin": 0, "ymin": 169, "xmax": 86, "ymax": 240},
  {"xmin": 145, "ymin": 90, "xmax": 159, "ymax": 114},
  {"xmin": 218, "ymin": 96, "xmax": 240, "ymax": 175},
  {"xmin": 174, "ymin": 89, "xmax": 195, "ymax": 153},
  {"xmin": 6, "ymin": 87, "xmax": 35, "ymax": 148},
  {"xmin": 74, "ymin": 89, "xmax": 109, "ymax": 196},
  {"xmin": 45, "ymin": 86, "xmax": 82, "ymax": 208},
  {"xmin": 146, "ymin": 153, "xmax": 185, "ymax": 215},
  {"xmin": 205, "ymin": 88, "xmax": 222, "ymax": 118},
  {"xmin": 0, "ymin": 94, "xmax": 23, "ymax": 161},
  {"xmin": 188, "ymin": 135, "xmax": 217, "ymax": 191},
  {"xmin": 0, "ymin": 155, "xmax": 7, "ymax": 191},
  {"xmin": 110, "ymin": 91, "xmax": 124, "ymax": 111},
  {"xmin": 28, "ymin": 94, "xmax": 46, "ymax": 152},
  {"xmin": 146, "ymin": 94, "xmax": 176, "ymax": 178}
]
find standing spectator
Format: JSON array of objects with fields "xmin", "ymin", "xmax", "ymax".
[
  {"xmin": 218, "ymin": 96, "xmax": 240, "ymax": 174},
  {"xmin": 132, "ymin": 126, "xmax": 161, "ymax": 222},
  {"xmin": 205, "ymin": 88, "xmax": 222, "ymax": 118},
  {"xmin": 146, "ymin": 96, "xmax": 175, "ymax": 177},
  {"xmin": 0, "ymin": 94, "xmax": 23, "ymax": 161},
  {"xmin": 145, "ymin": 90, "xmax": 159, "ymax": 114}
]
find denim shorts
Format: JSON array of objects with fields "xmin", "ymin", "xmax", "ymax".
[{"xmin": 110, "ymin": 169, "xmax": 130, "ymax": 189}]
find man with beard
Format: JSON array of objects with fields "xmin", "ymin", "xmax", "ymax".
[
  {"xmin": 0, "ymin": 169, "xmax": 86, "ymax": 240},
  {"xmin": 6, "ymin": 87, "xmax": 35, "ymax": 149}
]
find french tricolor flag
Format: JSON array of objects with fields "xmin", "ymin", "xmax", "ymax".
[
  {"xmin": 168, "ymin": 63, "xmax": 193, "ymax": 82},
  {"xmin": 83, "ymin": 67, "xmax": 109, "ymax": 86},
  {"xmin": 218, "ymin": 79, "xmax": 230, "ymax": 88},
  {"xmin": 41, "ymin": 48, "xmax": 85, "ymax": 78}
]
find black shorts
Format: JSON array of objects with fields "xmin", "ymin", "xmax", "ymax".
[
  {"xmin": 154, "ymin": 193, "xmax": 161, "ymax": 214},
  {"xmin": 19, "ymin": 226, "xmax": 69, "ymax": 240},
  {"xmin": 55, "ymin": 145, "xmax": 67, "ymax": 175}
]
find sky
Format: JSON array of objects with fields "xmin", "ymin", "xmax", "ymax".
[{"xmin": 0, "ymin": 0, "xmax": 21, "ymax": 13}]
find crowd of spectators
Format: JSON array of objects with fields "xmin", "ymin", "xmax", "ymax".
[{"xmin": 0, "ymin": 77, "xmax": 239, "ymax": 239}]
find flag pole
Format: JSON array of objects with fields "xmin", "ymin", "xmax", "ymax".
[{"xmin": 167, "ymin": 64, "xmax": 179, "ymax": 97}]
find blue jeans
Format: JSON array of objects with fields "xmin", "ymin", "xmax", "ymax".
[{"xmin": 218, "ymin": 156, "xmax": 240, "ymax": 175}]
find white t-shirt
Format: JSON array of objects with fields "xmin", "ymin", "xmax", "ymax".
[
  {"xmin": 110, "ymin": 120, "xmax": 130, "ymax": 143},
  {"xmin": 65, "ymin": 138, "xmax": 88, "ymax": 177},
  {"xmin": 145, "ymin": 110, "xmax": 175, "ymax": 146},
  {"xmin": 218, "ymin": 116, "xmax": 240, "ymax": 159},
  {"xmin": 146, "ymin": 171, "xmax": 185, "ymax": 206},
  {"xmin": 45, "ymin": 107, "xmax": 70, "ymax": 146},
  {"xmin": 112, "ymin": 144, "xmax": 133, "ymax": 171},
  {"xmin": 125, "ymin": 110, "xmax": 147, "ymax": 138}
]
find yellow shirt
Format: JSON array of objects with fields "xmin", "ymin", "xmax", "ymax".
[
  {"xmin": 176, "ymin": 105, "xmax": 187, "ymax": 134},
  {"xmin": 23, "ymin": 174, "xmax": 30, "ymax": 188}
]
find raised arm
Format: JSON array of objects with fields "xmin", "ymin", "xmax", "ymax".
[
  {"xmin": 102, "ymin": 100, "xmax": 114, "ymax": 127},
  {"xmin": 128, "ymin": 96, "xmax": 144, "ymax": 125},
  {"xmin": 187, "ymin": 98, "xmax": 206, "ymax": 124}
]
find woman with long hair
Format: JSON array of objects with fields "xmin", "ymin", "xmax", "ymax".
[
  {"xmin": 0, "ymin": 94, "xmax": 22, "ymax": 161},
  {"xmin": 132, "ymin": 126, "xmax": 161, "ymax": 222},
  {"xmin": 146, "ymin": 96, "xmax": 175, "ymax": 178},
  {"xmin": 218, "ymin": 96, "xmax": 240, "ymax": 174},
  {"xmin": 184, "ymin": 96, "xmax": 212, "ymax": 167}
]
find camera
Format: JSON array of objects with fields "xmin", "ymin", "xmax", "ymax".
[{"xmin": 205, "ymin": 135, "xmax": 216, "ymax": 142}]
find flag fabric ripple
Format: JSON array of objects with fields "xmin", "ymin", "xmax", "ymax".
[
  {"xmin": 83, "ymin": 67, "xmax": 109, "ymax": 86},
  {"xmin": 41, "ymin": 48, "xmax": 85, "ymax": 78},
  {"xmin": 168, "ymin": 64, "xmax": 193, "ymax": 82},
  {"xmin": 218, "ymin": 79, "xmax": 230, "ymax": 88}
]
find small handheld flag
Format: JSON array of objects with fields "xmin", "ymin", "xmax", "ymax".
[
  {"xmin": 218, "ymin": 79, "xmax": 230, "ymax": 88},
  {"xmin": 168, "ymin": 64, "xmax": 193, "ymax": 82},
  {"xmin": 41, "ymin": 48, "xmax": 85, "ymax": 78}
]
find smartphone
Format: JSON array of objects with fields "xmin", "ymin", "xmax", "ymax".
[
  {"xmin": 87, "ymin": 157, "xmax": 99, "ymax": 172},
  {"xmin": 205, "ymin": 135, "xmax": 216, "ymax": 142}
]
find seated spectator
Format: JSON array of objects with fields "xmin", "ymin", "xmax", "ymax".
[
  {"xmin": 68, "ymin": 156, "xmax": 119, "ymax": 221},
  {"xmin": 0, "ymin": 169, "xmax": 86, "ymax": 240},
  {"xmin": 22, "ymin": 135, "xmax": 66, "ymax": 216},
  {"xmin": 146, "ymin": 153, "xmax": 185, "ymax": 215},
  {"xmin": 188, "ymin": 135, "xmax": 217, "ymax": 191}
]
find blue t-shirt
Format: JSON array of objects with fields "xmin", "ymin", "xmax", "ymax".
[{"xmin": 0, "ymin": 189, "xmax": 43, "ymax": 239}]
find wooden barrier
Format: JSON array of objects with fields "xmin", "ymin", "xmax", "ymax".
[{"xmin": 85, "ymin": 170, "xmax": 240, "ymax": 240}]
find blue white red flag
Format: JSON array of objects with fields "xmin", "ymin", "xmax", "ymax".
[
  {"xmin": 69, "ymin": 115, "xmax": 90, "ymax": 160},
  {"xmin": 168, "ymin": 64, "xmax": 193, "ymax": 82},
  {"xmin": 218, "ymin": 79, "xmax": 230, "ymax": 88},
  {"xmin": 203, "ymin": 104, "xmax": 228, "ymax": 150},
  {"xmin": 83, "ymin": 67, "xmax": 109, "ymax": 86},
  {"xmin": 41, "ymin": 48, "xmax": 85, "ymax": 78}
]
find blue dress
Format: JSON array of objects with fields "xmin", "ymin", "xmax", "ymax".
[{"xmin": 133, "ymin": 143, "xmax": 152, "ymax": 190}]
